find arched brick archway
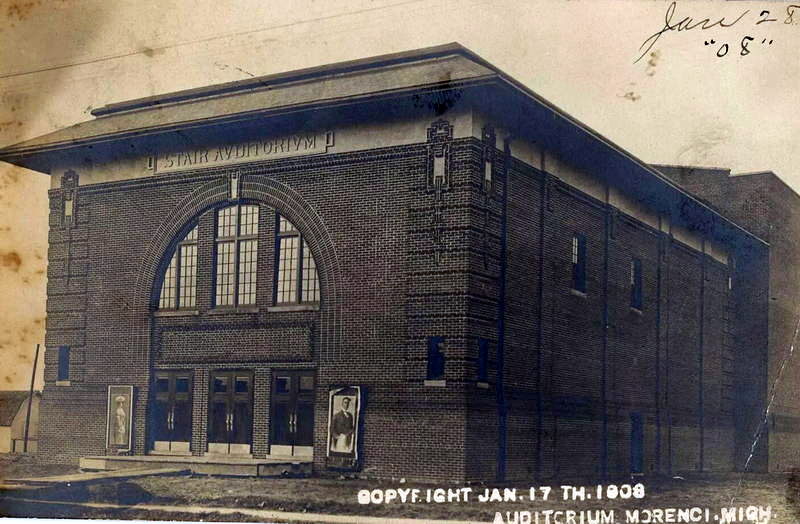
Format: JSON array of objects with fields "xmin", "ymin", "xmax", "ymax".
[{"xmin": 126, "ymin": 173, "xmax": 343, "ymax": 454}]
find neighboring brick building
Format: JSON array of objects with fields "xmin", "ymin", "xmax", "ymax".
[
  {"xmin": 655, "ymin": 165, "xmax": 800, "ymax": 473},
  {"xmin": 0, "ymin": 44, "xmax": 769, "ymax": 481}
]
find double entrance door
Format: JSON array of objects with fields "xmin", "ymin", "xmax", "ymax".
[
  {"xmin": 208, "ymin": 370, "xmax": 254, "ymax": 455},
  {"xmin": 270, "ymin": 370, "xmax": 315, "ymax": 457},
  {"xmin": 152, "ymin": 371, "xmax": 193, "ymax": 454},
  {"xmin": 151, "ymin": 369, "xmax": 314, "ymax": 457}
]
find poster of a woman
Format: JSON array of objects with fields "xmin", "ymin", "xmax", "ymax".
[{"xmin": 106, "ymin": 385, "xmax": 133, "ymax": 452}]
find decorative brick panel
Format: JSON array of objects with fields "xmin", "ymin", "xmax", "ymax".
[{"xmin": 158, "ymin": 326, "xmax": 313, "ymax": 363}]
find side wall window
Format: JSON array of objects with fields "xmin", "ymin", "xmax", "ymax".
[
  {"xmin": 215, "ymin": 204, "xmax": 259, "ymax": 307},
  {"xmin": 630, "ymin": 258, "xmax": 643, "ymax": 310},
  {"xmin": 477, "ymin": 338, "xmax": 488, "ymax": 382},
  {"xmin": 57, "ymin": 345, "xmax": 70, "ymax": 381},
  {"xmin": 427, "ymin": 336, "xmax": 446, "ymax": 380},
  {"xmin": 572, "ymin": 233, "xmax": 587, "ymax": 293},
  {"xmin": 275, "ymin": 214, "xmax": 320, "ymax": 304}
]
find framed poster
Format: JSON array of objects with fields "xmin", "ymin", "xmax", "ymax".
[
  {"xmin": 106, "ymin": 385, "xmax": 134, "ymax": 453},
  {"xmin": 326, "ymin": 386, "xmax": 361, "ymax": 469}
]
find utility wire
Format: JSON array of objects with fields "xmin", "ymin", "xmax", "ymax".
[{"xmin": 0, "ymin": 0, "xmax": 428, "ymax": 79}]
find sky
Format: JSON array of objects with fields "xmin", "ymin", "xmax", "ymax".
[{"xmin": 0, "ymin": 0, "xmax": 798, "ymax": 390}]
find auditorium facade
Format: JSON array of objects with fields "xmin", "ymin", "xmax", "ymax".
[{"xmin": 0, "ymin": 44, "xmax": 769, "ymax": 481}]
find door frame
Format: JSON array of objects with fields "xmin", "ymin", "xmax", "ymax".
[
  {"xmin": 150, "ymin": 369, "xmax": 193, "ymax": 456},
  {"xmin": 269, "ymin": 369, "xmax": 316, "ymax": 457},
  {"xmin": 207, "ymin": 369, "xmax": 255, "ymax": 455}
]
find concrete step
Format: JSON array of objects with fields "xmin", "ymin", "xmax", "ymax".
[{"xmin": 79, "ymin": 455, "xmax": 312, "ymax": 477}]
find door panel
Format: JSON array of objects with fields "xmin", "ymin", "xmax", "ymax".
[
  {"xmin": 208, "ymin": 399, "xmax": 229, "ymax": 444},
  {"xmin": 270, "ymin": 370, "xmax": 315, "ymax": 456},
  {"xmin": 295, "ymin": 401, "xmax": 315, "ymax": 447}
]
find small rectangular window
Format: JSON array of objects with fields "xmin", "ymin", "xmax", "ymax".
[
  {"xmin": 572, "ymin": 234, "xmax": 587, "ymax": 293},
  {"xmin": 427, "ymin": 336, "xmax": 445, "ymax": 380},
  {"xmin": 477, "ymin": 338, "xmax": 488, "ymax": 382},
  {"xmin": 630, "ymin": 258, "xmax": 643, "ymax": 310},
  {"xmin": 57, "ymin": 345, "xmax": 70, "ymax": 381}
]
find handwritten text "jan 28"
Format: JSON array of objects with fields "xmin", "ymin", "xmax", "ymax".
[{"xmin": 636, "ymin": 2, "xmax": 800, "ymax": 62}]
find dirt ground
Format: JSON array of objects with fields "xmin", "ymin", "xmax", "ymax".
[{"xmin": 1, "ymin": 455, "xmax": 797, "ymax": 523}]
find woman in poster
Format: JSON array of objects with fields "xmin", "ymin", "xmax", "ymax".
[{"xmin": 114, "ymin": 395, "xmax": 127, "ymax": 446}]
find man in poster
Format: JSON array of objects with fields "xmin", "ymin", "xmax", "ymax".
[{"xmin": 331, "ymin": 396, "xmax": 355, "ymax": 453}]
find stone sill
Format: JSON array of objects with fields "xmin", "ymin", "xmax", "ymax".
[
  {"xmin": 570, "ymin": 288, "xmax": 588, "ymax": 298},
  {"xmin": 630, "ymin": 306, "xmax": 643, "ymax": 316},
  {"xmin": 267, "ymin": 304, "xmax": 319, "ymax": 313},
  {"xmin": 423, "ymin": 380, "xmax": 446, "ymax": 388},
  {"xmin": 153, "ymin": 309, "xmax": 200, "ymax": 317},
  {"xmin": 476, "ymin": 381, "xmax": 490, "ymax": 389},
  {"xmin": 206, "ymin": 307, "xmax": 260, "ymax": 315},
  {"xmin": 55, "ymin": 380, "xmax": 71, "ymax": 387}
]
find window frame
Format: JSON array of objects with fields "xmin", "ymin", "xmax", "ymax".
[
  {"xmin": 630, "ymin": 257, "xmax": 643, "ymax": 310},
  {"xmin": 426, "ymin": 336, "xmax": 446, "ymax": 381},
  {"xmin": 476, "ymin": 338, "xmax": 489, "ymax": 383},
  {"xmin": 57, "ymin": 345, "xmax": 70, "ymax": 382},
  {"xmin": 273, "ymin": 213, "xmax": 320, "ymax": 305},
  {"xmin": 571, "ymin": 233, "xmax": 587, "ymax": 293},
  {"xmin": 214, "ymin": 204, "xmax": 260, "ymax": 308},
  {"xmin": 158, "ymin": 224, "xmax": 198, "ymax": 310}
]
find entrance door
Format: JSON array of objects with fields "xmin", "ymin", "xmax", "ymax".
[
  {"xmin": 152, "ymin": 371, "xmax": 193, "ymax": 454},
  {"xmin": 630, "ymin": 412, "xmax": 644, "ymax": 474},
  {"xmin": 208, "ymin": 371, "xmax": 254, "ymax": 455},
  {"xmin": 270, "ymin": 370, "xmax": 315, "ymax": 457}
]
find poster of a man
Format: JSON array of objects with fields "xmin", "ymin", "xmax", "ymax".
[
  {"xmin": 106, "ymin": 385, "xmax": 133, "ymax": 452},
  {"xmin": 327, "ymin": 386, "xmax": 361, "ymax": 458},
  {"xmin": 331, "ymin": 397, "xmax": 355, "ymax": 452}
]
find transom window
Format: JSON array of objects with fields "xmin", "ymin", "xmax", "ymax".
[
  {"xmin": 159, "ymin": 225, "xmax": 198, "ymax": 309},
  {"xmin": 215, "ymin": 204, "xmax": 259, "ymax": 307},
  {"xmin": 275, "ymin": 214, "xmax": 320, "ymax": 304}
]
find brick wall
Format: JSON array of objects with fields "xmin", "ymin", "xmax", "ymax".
[{"xmin": 37, "ymin": 121, "xmax": 767, "ymax": 481}]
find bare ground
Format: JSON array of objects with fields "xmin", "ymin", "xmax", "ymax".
[{"xmin": 0, "ymin": 455, "xmax": 797, "ymax": 523}]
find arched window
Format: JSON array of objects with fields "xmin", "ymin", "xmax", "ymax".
[
  {"xmin": 275, "ymin": 214, "xmax": 320, "ymax": 304},
  {"xmin": 215, "ymin": 204, "xmax": 259, "ymax": 307},
  {"xmin": 158, "ymin": 225, "xmax": 198, "ymax": 309}
]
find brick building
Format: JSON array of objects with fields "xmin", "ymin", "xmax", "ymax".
[
  {"xmin": 655, "ymin": 165, "xmax": 800, "ymax": 473},
  {"xmin": 0, "ymin": 44, "xmax": 769, "ymax": 481}
]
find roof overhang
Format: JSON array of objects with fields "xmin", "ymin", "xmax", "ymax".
[{"xmin": 0, "ymin": 43, "xmax": 767, "ymax": 249}]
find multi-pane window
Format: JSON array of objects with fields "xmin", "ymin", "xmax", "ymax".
[
  {"xmin": 630, "ymin": 258, "xmax": 643, "ymax": 310},
  {"xmin": 572, "ymin": 233, "xmax": 587, "ymax": 293},
  {"xmin": 275, "ymin": 214, "xmax": 320, "ymax": 304},
  {"xmin": 159, "ymin": 225, "xmax": 198, "ymax": 309},
  {"xmin": 215, "ymin": 204, "xmax": 259, "ymax": 307}
]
